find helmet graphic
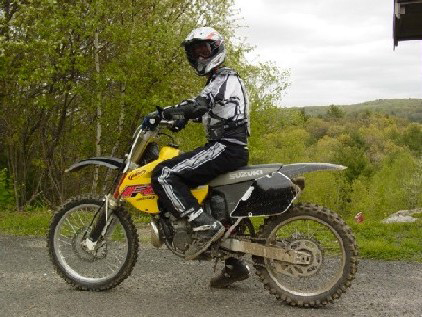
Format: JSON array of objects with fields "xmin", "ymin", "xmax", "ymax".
[{"xmin": 182, "ymin": 27, "xmax": 226, "ymax": 76}]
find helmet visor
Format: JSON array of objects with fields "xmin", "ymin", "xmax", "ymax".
[{"xmin": 185, "ymin": 41, "xmax": 213, "ymax": 60}]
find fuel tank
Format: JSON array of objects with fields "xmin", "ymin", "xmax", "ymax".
[{"xmin": 118, "ymin": 146, "xmax": 208, "ymax": 214}]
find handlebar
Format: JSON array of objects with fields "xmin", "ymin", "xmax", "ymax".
[
  {"xmin": 135, "ymin": 118, "xmax": 175, "ymax": 136},
  {"xmin": 158, "ymin": 120, "xmax": 176, "ymax": 129}
]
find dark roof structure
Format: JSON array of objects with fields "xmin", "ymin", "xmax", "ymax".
[{"xmin": 393, "ymin": 0, "xmax": 422, "ymax": 47}]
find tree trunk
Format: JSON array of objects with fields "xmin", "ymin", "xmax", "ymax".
[
  {"xmin": 92, "ymin": 29, "xmax": 102, "ymax": 193},
  {"xmin": 7, "ymin": 144, "xmax": 21, "ymax": 211}
]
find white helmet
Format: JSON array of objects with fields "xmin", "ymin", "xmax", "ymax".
[{"xmin": 182, "ymin": 27, "xmax": 226, "ymax": 76}]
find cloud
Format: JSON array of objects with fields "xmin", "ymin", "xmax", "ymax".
[{"xmin": 233, "ymin": 0, "xmax": 422, "ymax": 107}]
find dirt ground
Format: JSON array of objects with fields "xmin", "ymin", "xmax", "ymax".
[{"xmin": 0, "ymin": 235, "xmax": 421, "ymax": 317}]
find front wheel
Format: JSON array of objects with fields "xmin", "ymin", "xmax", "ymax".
[
  {"xmin": 253, "ymin": 203, "xmax": 358, "ymax": 307},
  {"xmin": 47, "ymin": 196, "xmax": 139, "ymax": 291}
]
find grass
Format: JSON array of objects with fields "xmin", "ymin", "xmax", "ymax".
[
  {"xmin": 0, "ymin": 208, "xmax": 52, "ymax": 236},
  {"xmin": 0, "ymin": 208, "xmax": 421, "ymax": 262},
  {"xmin": 349, "ymin": 220, "xmax": 422, "ymax": 262},
  {"xmin": 413, "ymin": 212, "xmax": 422, "ymax": 219},
  {"xmin": 0, "ymin": 207, "xmax": 152, "ymax": 237}
]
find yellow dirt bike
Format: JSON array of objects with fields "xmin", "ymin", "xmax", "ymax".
[{"xmin": 47, "ymin": 118, "xmax": 358, "ymax": 307}]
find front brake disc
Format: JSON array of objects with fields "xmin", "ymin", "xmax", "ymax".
[{"xmin": 72, "ymin": 227, "xmax": 107, "ymax": 262}]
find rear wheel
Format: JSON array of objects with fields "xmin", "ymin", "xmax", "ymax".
[
  {"xmin": 47, "ymin": 196, "xmax": 139, "ymax": 291},
  {"xmin": 253, "ymin": 203, "xmax": 358, "ymax": 307}
]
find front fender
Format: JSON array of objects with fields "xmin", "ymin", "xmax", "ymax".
[{"xmin": 65, "ymin": 156, "xmax": 124, "ymax": 173}]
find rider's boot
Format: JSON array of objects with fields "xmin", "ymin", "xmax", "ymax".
[
  {"xmin": 210, "ymin": 257, "xmax": 250, "ymax": 288},
  {"xmin": 184, "ymin": 208, "xmax": 224, "ymax": 260}
]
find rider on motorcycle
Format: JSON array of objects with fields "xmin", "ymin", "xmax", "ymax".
[{"xmin": 143, "ymin": 27, "xmax": 250, "ymax": 288}]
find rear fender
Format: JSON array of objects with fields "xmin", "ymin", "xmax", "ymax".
[
  {"xmin": 278, "ymin": 163, "xmax": 347, "ymax": 178},
  {"xmin": 65, "ymin": 156, "xmax": 124, "ymax": 173}
]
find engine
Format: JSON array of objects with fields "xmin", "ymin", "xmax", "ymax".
[
  {"xmin": 157, "ymin": 213, "xmax": 193, "ymax": 256},
  {"xmin": 156, "ymin": 191, "xmax": 230, "ymax": 256},
  {"xmin": 171, "ymin": 219, "xmax": 192, "ymax": 252}
]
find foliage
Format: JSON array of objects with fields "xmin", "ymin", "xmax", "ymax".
[
  {"xmin": 347, "ymin": 152, "xmax": 422, "ymax": 220},
  {"xmin": 2, "ymin": 0, "xmax": 282, "ymax": 209},
  {"xmin": 326, "ymin": 105, "xmax": 345, "ymax": 119},
  {"xmin": 303, "ymin": 98, "xmax": 422, "ymax": 123},
  {"xmin": 250, "ymin": 106, "xmax": 422, "ymax": 222}
]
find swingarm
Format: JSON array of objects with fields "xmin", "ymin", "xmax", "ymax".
[{"xmin": 220, "ymin": 238, "xmax": 311, "ymax": 265}]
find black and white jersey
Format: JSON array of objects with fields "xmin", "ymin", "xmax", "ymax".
[{"xmin": 198, "ymin": 67, "xmax": 250, "ymax": 145}]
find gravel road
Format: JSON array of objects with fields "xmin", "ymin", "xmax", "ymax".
[{"xmin": 0, "ymin": 234, "xmax": 421, "ymax": 317}]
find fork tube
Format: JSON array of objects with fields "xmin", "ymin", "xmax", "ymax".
[
  {"xmin": 124, "ymin": 130, "xmax": 154, "ymax": 172},
  {"xmin": 89, "ymin": 207, "xmax": 107, "ymax": 242},
  {"xmin": 89, "ymin": 194, "xmax": 118, "ymax": 242}
]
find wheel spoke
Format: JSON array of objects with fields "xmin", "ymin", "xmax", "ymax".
[
  {"xmin": 75, "ymin": 211, "xmax": 86, "ymax": 227},
  {"xmin": 64, "ymin": 218, "xmax": 78, "ymax": 234},
  {"xmin": 58, "ymin": 236, "xmax": 72, "ymax": 245}
]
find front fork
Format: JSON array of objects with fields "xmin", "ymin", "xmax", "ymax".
[{"xmin": 85, "ymin": 194, "xmax": 118, "ymax": 250}]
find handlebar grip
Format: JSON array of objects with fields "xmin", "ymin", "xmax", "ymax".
[{"xmin": 159, "ymin": 120, "xmax": 175, "ymax": 128}]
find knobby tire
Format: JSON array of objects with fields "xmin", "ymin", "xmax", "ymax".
[{"xmin": 47, "ymin": 195, "xmax": 139, "ymax": 291}]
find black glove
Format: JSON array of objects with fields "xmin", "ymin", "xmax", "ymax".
[
  {"xmin": 162, "ymin": 99, "xmax": 204, "ymax": 121},
  {"xmin": 169, "ymin": 118, "xmax": 187, "ymax": 133},
  {"xmin": 178, "ymin": 99, "xmax": 196, "ymax": 108},
  {"xmin": 141, "ymin": 110, "xmax": 161, "ymax": 131}
]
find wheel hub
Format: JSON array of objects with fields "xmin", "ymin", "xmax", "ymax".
[
  {"xmin": 72, "ymin": 227, "xmax": 107, "ymax": 262},
  {"xmin": 273, "ymin": 235, "xmax": 323, "ymax": 277}
]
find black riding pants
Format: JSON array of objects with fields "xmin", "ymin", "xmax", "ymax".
[{"xmin": 151, "ymin": 141, "xmax": 248, "ymax": 217}]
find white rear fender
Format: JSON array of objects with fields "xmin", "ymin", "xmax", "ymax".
[{"xmin": 279, "ymin": 163, "xmax": 347, "ymax": 178}]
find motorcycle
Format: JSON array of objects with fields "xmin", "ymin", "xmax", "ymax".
[{"xmin": 47, "ymin": 116, "xmax": 358, "ymax": 307}]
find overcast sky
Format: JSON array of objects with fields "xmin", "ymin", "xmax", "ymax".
[{"xmin": 233, "ymin": 0, "xmax": 422, "ymax": 107}]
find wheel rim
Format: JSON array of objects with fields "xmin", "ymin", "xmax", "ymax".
[
  {"xmin": 265, "ymin": 215, "xmax": 346, "ymax": 297},
  {"xmin": 53, "ymin": 204, "xmax": 129, "ymax": 284}
]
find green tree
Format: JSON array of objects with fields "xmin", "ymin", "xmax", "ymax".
[
  {"xmin": 326, "ymin": 105, "xmax": 345, "ymax": 119},
  {"xmin": 0, "ymin": 0, "xmax": 291, "ymax": 210},
  {"xmin": 400, "ymin": 123, "xmax": 422, "ymax": 155},
  {"xmin": 361, "ymin": 151, "xmax": 420, "ymax": 219}
]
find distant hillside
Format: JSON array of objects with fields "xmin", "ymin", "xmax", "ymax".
[{"xmin": 302, "ymin": 99, "xmax": 422, "ymax": 123}]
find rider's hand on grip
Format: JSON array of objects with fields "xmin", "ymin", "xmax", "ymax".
[
  {"xmin": 178, "ymin": 99, "xmax": 195, "ymax": 108},
  {"xmin": 169, "ymin": 119, "xmax": 187, "ymax": 133}
]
